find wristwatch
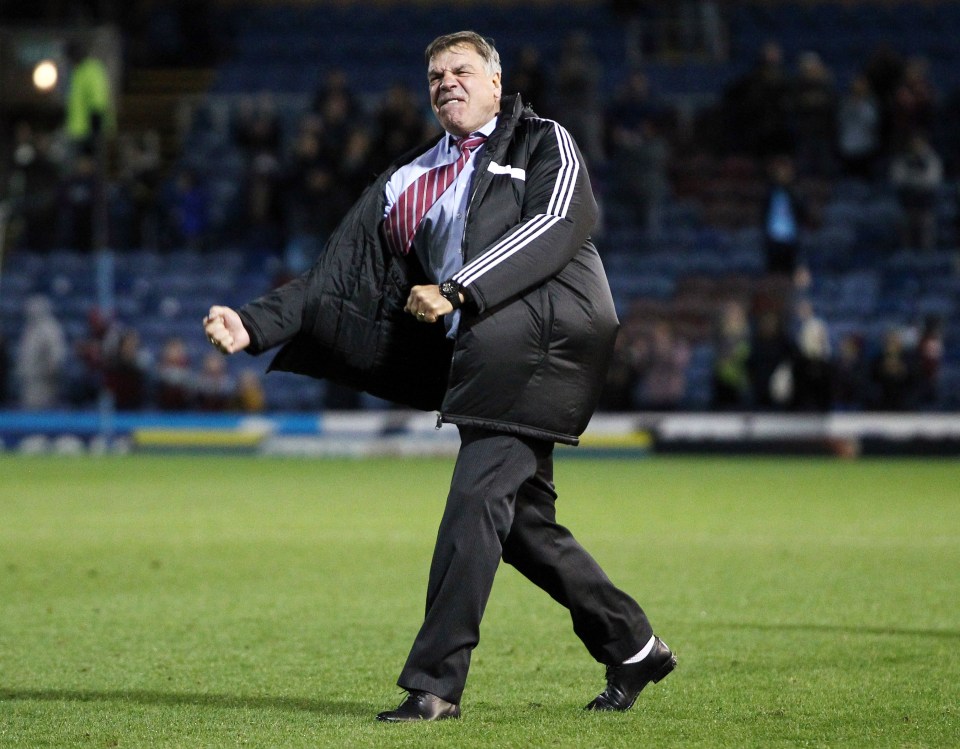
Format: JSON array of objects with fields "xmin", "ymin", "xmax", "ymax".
[{"xmin": 439, "ymin": 280, "xmax": 464, "ymax": 310}]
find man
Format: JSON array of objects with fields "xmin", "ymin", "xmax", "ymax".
[{"xmin": 204, "ymin": 31, "xmax": 674, "ymax": 721}]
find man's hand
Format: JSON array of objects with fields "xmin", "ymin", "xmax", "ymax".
[
  {"xmin": 405, "ymin": 285, "xmax": 456, "ymax": 324},
  {"xmin": 203, "ymin": 305, "xmax": 251, "ymax": 354}
]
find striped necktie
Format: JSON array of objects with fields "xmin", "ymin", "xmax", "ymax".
[{"xmin": 382, "ymin": 134, "xmax": 487, "ymax": 256}]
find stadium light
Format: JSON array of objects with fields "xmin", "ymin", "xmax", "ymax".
[{"xmin": 32, "ymin": 59, "xmax": 58, "ymax": 91}]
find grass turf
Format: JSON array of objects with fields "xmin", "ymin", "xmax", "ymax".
[{"xmin": 1, "ymin": 454, "xmax": 958, "ymax": 748}]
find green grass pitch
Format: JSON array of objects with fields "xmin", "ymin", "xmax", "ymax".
[{"xmin": 1, "ymin": 454, "xmax": 958, "ymax": 748}]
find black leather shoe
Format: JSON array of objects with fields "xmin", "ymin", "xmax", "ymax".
[
  {"xmin": 585, "ymin": 637, "xmax": 676, "ymax": 711},
  {"xmin": 376, "ymin": 690, "xmax": 461, "ymax": 722}
]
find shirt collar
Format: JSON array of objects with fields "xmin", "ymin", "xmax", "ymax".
[{"xmin": 445, "ymin": 115, "xmax": 498, "ymax": 151}]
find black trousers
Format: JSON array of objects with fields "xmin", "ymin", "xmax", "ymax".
[{"xmin": 397, "ymin": 426, "xmax": 653, "ymax": 703}]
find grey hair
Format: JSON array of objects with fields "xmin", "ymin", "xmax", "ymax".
[{"xmin": 425, "ymin": 31, "xmax": 501, "ymax": 76}]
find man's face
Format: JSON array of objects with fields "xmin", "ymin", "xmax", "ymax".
[{"xmin": 428, "ymin": 44, "xmax": 501, "ymax": 137}]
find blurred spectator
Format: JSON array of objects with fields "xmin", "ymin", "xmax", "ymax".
[
  {"xmin": 0, "ymin": 329, "xmax": 10, "ymax": 406},
  {"xmin": 836, "ymin": 75, "xmax": 881, "ymax": 180},
  {"xmin": 599, "ymin": 319, "xmax": 644, "ymax": 411},
  {"xmin": 863, "ymin": 43, "xmax": 905, "ymax": 154},
  {"xmin": 791, "ymin": 299, "xmax": 832, "ymax": 411},
  {"xmin": 790, "ymin": 51, "xmax": 837, "ymax": 178},
  {"xmin": 506, "ymin": 45, "xmax": 547, "ymax": 111},
  {"xmin": 761, "ymin": 155, "xmax": 809, "ymax": 276},
  {"xmin": 113, "ymin": 130, "xmax": 162, "ymax": 250},
  {"xmin": 194, "ymin": 352, "xmax": 235, "ymax": 411},
  {"xmin": 722, "ymin": 40, "xmax": 791, "ymax": 159},
  {"xmin": 15, "ymin": 295, "xmax": 67, "ymax": 410},
  {"xmin": 889, "ymin": 133, "xmax": 943, "ymax": 250},
  {"xmin": 337, "ymin": 128, "xmax": 376, "ymax": 206},
  {"xmin": 606, "ymin": 72, "xmax": 670, "ymax": 233},
  {"xmin": 5, "ymin": 122, "xmax": 60, "ymax": 251},
  {"xmin": 282, "ymin": 122, "xmax": 339, "ymax": 274},
  {"xmin": 890, "ymin": 57, "xmax": 937, "ymax": 151},
  {"xmin": 869, "ymin": 329, "xmax": 916, "ymax": 410},
  {"xmin": 747, "ymin": 308, "xmax": 794, "ymax": 410},
  {"xmin": 69, "ymin": 307, "xmax": 121, "ymax": 406},
  {"xmin": 832, "ymin": 333, "xmax": 868, "ymax": 411},
  {"xmin": 232, "ymin": 93, "xmax": 282, "ymax": 160},
  {"xmin": 64, "ymin": 39, "xmax": 116, "ymax": 155},
  {"xmin": 609, "ymin": 0, "xmax": 657, "ymax": 66},
  {"xmin": 155, "ymin": 337, "xmax": 193, "ymax": 410},
  {"xmin": 915, "ymin": 315, "xmax": 944, "ymax": 408},
  {"xmin": 103, "ymin": 328, "xmax": 151, "ymax": 410},
  {"xmin": 236, "ymin": 369, "xmax": 266, "ymax": 412},
  {"xmin": 551, "ymin": 32, "xmax": 605, "ymax": 164},
  {"xmin": 311, "ymin": 68, "xmax": 361, "ymax": 148},
  {"xmin": 710, "ymin": 300, "xmax": 751, "ymax": 409},
  {"xmin": 230, "ymin": 94, "xmax": 285, "ymax": 250},
  {"xmin": 370, "ymin": 83, "xmax": 432, "ymax": 172},
  {"xmin": 633, "ymin": 321, "xmax": 691, "ymax": 410},
  {"xmin": 57, "ymin": 152, "xmax": 98, "ymax": 252},
  {"xmin": 161, "ymin": 169, "xmax": 210, "ymax": 250}
]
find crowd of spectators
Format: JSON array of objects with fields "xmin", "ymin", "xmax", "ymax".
[
  {"xmin": 1, "ymin": 12, "xmax": 957, "ymax": 413},
  {"xmin": 0, "ymin": 300, "xmax": 266, "ymax": 413}
]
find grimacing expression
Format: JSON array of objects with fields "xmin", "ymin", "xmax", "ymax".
[{"xmin": 428, "ymin": 44, "xmax": 502, "ymax": 137}]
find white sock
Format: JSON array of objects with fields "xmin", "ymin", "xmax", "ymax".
[{"xmin": 622, "ymin": 635, "xmax": 656, "ymax": 664}]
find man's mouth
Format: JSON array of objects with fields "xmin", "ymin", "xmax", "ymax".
[{"xmin": 439, "ymin": 97, "xmax": 464, "ymax": 108}]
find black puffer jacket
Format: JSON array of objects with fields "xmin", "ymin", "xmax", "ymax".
[{"xmin": 237, "ymin": 95, "xmax": 618, "ymax": 445}]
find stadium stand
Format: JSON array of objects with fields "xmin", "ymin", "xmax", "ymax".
[{"xmin": 2, "ymin": 0, "xmax": 960, "ymax": 415}]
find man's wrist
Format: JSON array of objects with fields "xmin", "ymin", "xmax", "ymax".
[{"xmin": 439, "ymin": 280, "xmax": 465, "ymax": 310}]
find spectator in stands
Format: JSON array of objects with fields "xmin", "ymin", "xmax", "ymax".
[
  {"xmin": 282, "ymin": 122, "xmax": 339, "ymax": 273},
  {"xmin": 609, "ymin": 0, "xmax": 658, "ymax": 66},
  {"xmin": 550, "ymin": 32, "xmax": 605, "ymax": 164},
  {"xmin": 790, "ymin": 51, "xmax": 837, "ymax": 178},
  {"xmin": 232, "ymin": 92, "xmax": 283, "ymax": 161},
  {"xmin": 761, "ymin": 155, "xmax": 809, "ymax": 276},
  {"xmin": 633, "ymin": 320, "xmax": 691, "ymax": 410},
  {"xmin": 155, "ymin": 336, "xmax": 193, "ymax": 410},
  {"xmin": 862, "ymin": 43, "xmax": 905, "ymax": 155},
  {"xmin": 711, "ymin": 300, "xmax": 751, "ymax": 409},
  {"xmin": 869, "ymin": 328, "xmax": 917, "ymax": 411},
  {"xmin": 599, "ymin": 317, "xmax": 644, "ymax": 411},
  {"xmin": 194, "ymin": 352, "xmax": 235, "ymax": 411},
  {"xmin": 505, "ymin": 45, "xmax": 547, "ymax": 112},
  {"xmin": 831, "ymin": 333, "xmax": 868, "ymax": 411},
  {"xmin": 0, "ymin": 329, "xmax": 10, "ymax": 406},
  {"xmin": 336, "ymin": 128, "xmax": 376, "ymax": 207},
  {"xmin": 14, "ymin": 295, "xmax": 67, "ymax": 410},
  {"xmin": 57, "ymin": 152, "xmax": 98, "ymax": 252},
  {"xmin": 311, "ymin": 69, "xmax": 360, "ymax": 160},
  {"xmin": 888, "ymin": 133, "xmax": 943, "ymax": 250},
  {"xmin": 370, "ymin": 83, "xmax": 433, "ymax": 173},
  {"xmin": 113, "ymin": 130, "xmax": 162, "ymax": 250},
  {"xmin": 605, "ymin": 72, "xmax": 670, "ymax": 233},
  {"xmin": 890, "ymin": 57, "xmax": 937, "ymax": 151},
  {"xmin": 747, "ymin": 308, "xmax": 794, "ymax": 410},
  {"xmin": 915, "ymin": 314, "xmax": 944, "ymax": 409},
  {"xmin": 722, "ymin": 40, "xmax": 791, "ymax": 159},
  {"xmin": 791, "ymin": 299, "xmax": 832, "ymax": 411},
  {"xmin": 5, "ymin": 121, "xmax": 60, "ymax": 252},
  {"xmin": 836, "ymin": 75, "xmax": 881, "ymax": 181},
  {"xmin": 64, "ymin": 39, "xmax": 116, "ymax": 156},
  {"xmin": 103, "ymin": 328, "xmax": 151, "ymax": 410},
  {"xmin": 69, "ymin": 306, "xmax": 120, "ymax": 406},
  {"xmin": 161, "ymin": 169, "xmax": 210, "ymax": 251},
  {"xmin": 236, "ymin": 368, "xmax": 266, "ymax": 413}
]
